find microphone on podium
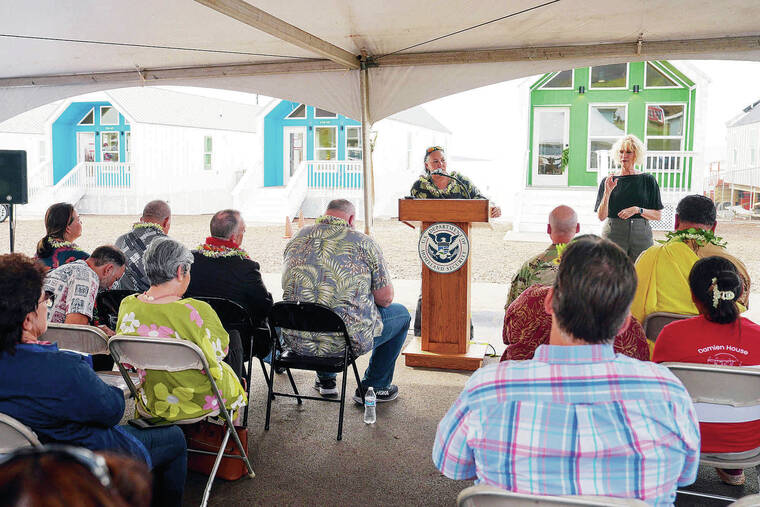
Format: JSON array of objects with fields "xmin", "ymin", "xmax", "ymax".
[{"xmin": 430, "ymin": 170, "xmax": 472, "ymax": 199}]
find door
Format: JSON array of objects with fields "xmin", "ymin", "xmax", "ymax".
[
  {"xmin": 532, "ymin": 107, "xmax": 569, "ymax": 186},
  {"xmin": 77, "ymin": 132, "xmax": 95, "ymax": 163},
  {"xmin": 283, "ymin": 127, "xmax": 306, "ymax": 184}
]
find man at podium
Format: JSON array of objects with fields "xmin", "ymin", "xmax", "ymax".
[{"xmin": 409, "ymin": 146, "xmax": 501, "ymax": 336}]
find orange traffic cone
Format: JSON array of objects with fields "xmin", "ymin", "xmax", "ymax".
[
  {"xmin": 284, "ymin": 216, "xmax": 293, "ymax": 238},
  {"xmin": 298, "ymin": 210, "xmax": 304, "ymax": 229}
]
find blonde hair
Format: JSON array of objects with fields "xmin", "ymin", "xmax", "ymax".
[{"xmin": 611, "ymin": 135, "xmax": 646, "ymax": 167}]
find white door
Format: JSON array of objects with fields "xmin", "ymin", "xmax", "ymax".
[
  {"xmin": 532, "ymin": 107, "xmax": 569, "ymax": 187},
  {"xmin": 77, "ymin": 132, "xmax": 95, "ymax": 163},
  {"xmin": 283, "ymin": 127, "xmax": 306, "ymax": 184}
]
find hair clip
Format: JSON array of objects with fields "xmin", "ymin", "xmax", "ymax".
[{"xmin": 711, "ymin": 277, "xmax": 736, "ymax": 308}]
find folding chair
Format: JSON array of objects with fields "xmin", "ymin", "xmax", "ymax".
[
  {"xmin": 456, "ymin": 485, "xmax": 649, "ymax": 506},
  {"xmin": 0, "ymin": 412, "xmax": 42, "ymax": 454},
  {"xmin": 730, "ymin": 494, "xmax": 760, "ymax": 506},
  {"xmin": 108, "ymin": 335, "xmax": 254, "ymax": 507},
  {"xmin": 265, "ymin": 301, "xmax": 365, "ymax": 441},
  {"xmin": 96, "ymin": 289, "xmax": 137, "ymax": 331},
  {"xmin": 641, "ymin": 312, "xmax": 691, "ymax": 342},
  {"xmin": 665, "ymin": 362, "xmax": 760, "ymax": 501},
  {"xmin": 192, "ymin": 296, "xmax": 271, "ymax": 427}
]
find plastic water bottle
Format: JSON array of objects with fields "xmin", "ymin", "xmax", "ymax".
[{"xmin": 363, "ymin": 387, "xmax": 376, "ymax": 424}]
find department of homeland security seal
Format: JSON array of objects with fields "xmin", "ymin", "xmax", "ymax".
[{"xmin": 418, "ymin": 222, "xmax": 470, "ymax": 274}]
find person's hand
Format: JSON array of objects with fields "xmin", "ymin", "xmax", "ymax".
[
  {"xmin": 604, "ymin": 175, "xmax": 618, "ymax": 194},
  {"xmin": 617, "ymin": 206, "xmax": 640, "ymax": 220},
  {"xmin": 490, "ymin": 206, "xmax": 501, "ymax": 218},
  {"xmin": 98, "ymin": 324, "xmax": 115, "ymax": 337}
]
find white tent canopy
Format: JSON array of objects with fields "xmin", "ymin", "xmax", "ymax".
[{"xmin": 2, "ymin": 0, "xmax": 759, "ymax": 227}]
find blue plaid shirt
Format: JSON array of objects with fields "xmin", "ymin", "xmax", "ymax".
[{"xmin": 433, "ymin": 344, "xmax": 700, "ymax": 506}]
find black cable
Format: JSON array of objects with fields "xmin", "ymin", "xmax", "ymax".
[
  {"xmin": 430, "ymin": 171, "xmax": 472, "ymax": 199},
  {"xmin": 0, "ymin": 33, "xmax": 311, "ymax": 60},
  {"xmin": 374, "ymin": 0, "xmax": 561, "ymax": 60}
]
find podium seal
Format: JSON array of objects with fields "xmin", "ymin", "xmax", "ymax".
[{"xmin": 418, "ymin": 222, "xmax": 470, "ymax": 274}]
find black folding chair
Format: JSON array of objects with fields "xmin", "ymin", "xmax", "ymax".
[
  {"xmin": 96, "ymin": 289, "xmax": 137, "ymax": 331},
  {"xmin": 193, "ymin": 296, "xmax": 271, "ymax": 427},
  {"xmin": 265, "ymin": 301, "xmax": 365, "ymax": 441}
]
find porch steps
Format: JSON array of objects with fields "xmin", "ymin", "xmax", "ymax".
[
  {"xmin": 239, "ymin": 186, "xmax": 303, "ymax": 223},
  {"xmin": 510, "ymin": 187, "xmax": 602, "ymax": 237}
]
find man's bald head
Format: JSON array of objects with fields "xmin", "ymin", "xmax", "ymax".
[
  {"xmin": 547, "ymin": 205, "xmax": 579, "ymax": 244},
  {"xmin": 141, "ymin": 200, "xmax": 171, "ymax": 234}
]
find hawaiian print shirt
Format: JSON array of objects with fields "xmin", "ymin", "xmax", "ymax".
[
  {"xmin": 114, "ymin": 222, "xmax": 166, "ymax": 292},
  {"xmin": 409, "ymin": 171, "xmax": 487, "ymax": 199},
  {"xmin": 506, "ymin": 244, "xmax": 560, "ymax": 308},
  {"xmin": 281, "ymin": 215, "xmax": 392, "ymax": 357},
  {"xmin": 44, "ymin": 259, "xmax": 100, "ymax": 323}
]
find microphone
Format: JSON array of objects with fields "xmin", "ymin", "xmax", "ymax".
[{"xmin": 430, "ymin": 170, "xmax": 471, "ymax": 199}]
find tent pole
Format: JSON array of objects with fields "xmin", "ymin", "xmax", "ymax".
[{"xmin": 360, "ymin": 65, "xmax": 374, "ymax": 235}]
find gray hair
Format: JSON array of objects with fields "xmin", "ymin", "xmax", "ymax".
[
  {"xmin": 326, "ymin": 199, "xmax": 355, "ymax": 215},
  {"xmin": 142, "ymin": 200, "xmax": 171, "ymax": 221},
  {"xmin": 143, "ymin": 237, "xmax": 193, "ymax": 286},
  {"xmin": 209, "ymin": 209, "xmax": 242, "ymax": 239}
]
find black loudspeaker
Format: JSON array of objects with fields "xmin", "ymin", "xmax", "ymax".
[{"xmin": 0, "ymin": 150, "xmax": 28, "ymax": 204}]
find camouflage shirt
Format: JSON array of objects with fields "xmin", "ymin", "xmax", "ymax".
[
  {"xmin": 281, "ymin": 215, "xmax": 392, "ymax": 357},
  {"xmin": 506, "ymin": 244, "xmax": 560, "ymax": 308},
  {"xmin": 409, "ymin": 171, "xmax": 487, "ymax": 199}
]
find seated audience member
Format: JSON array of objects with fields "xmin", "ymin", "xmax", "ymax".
[
  {"xmin": 434, "ymin": 237, "xmax": 700, "ymax": 504},
  {"xmin": 116, "ymin": 237, "xmax": 247, "ymax": 422},
  {"xmin": 653, "ymin": 256, "xmax": 760, "ymax": 486},
  {"xmin": 0, "ymin": 446, "xmax": 153, "ymax": 507},
  {"xmin": 631, "ymin": 194, "xmax": 750, "ymax": 327},
  {"xmin": 0, "ymin": 253, "xmax": 186, "ymax": 507},
  {"xmin": 35, "ymin": 202, "xmax": 89, "ymax": 270},
  {"xmin": 502, "ymin": 283, "xmax": 649, "ymax": 361},
  {"xmin": 185, "ymin": 209, "xmax": 273, "ymax": 376},
  {"xmin": 282, "ymin": 199, "xmax": 410, "ymax": 401},
  {"xmin": 114, "ymin": 200, "xmax": 171, "ymax": 292},
  {"xmin": 506, "ymin": 205, "xmax": 578, "ymax": 307}
]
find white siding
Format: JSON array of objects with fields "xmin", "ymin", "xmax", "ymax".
[
  {"xmin": 0, "ymin": 132, "xmax": 47, "ymax": 174},
  {"xmin": 727, "ymin": 123, "xmax": 760, "ymax": 172}
]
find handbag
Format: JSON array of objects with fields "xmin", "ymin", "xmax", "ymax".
[{"xmin": 182, "ymin": 420, "xmax": 249, "ymax": 481}]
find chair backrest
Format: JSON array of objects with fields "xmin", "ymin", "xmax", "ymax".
[
  {"xmin": 269, "ymin": 301, "xmax": 348, "ymax": 335},
  {"xmin": 664, "ymin": 363, "xmax": 760, "ymax": 407},
  {"xmin": 0, "ymin": 413, "xmax": 42, "ymax": 454},
  {"xmin": 192, "ymin": 296, "xmax": 254, "ymax": 335},
  {"xmin": 641, "ymin": 312, "xmax": 691, "ymax": 341},
  {"xmin": 96, "ymin": 290, "xmax": 137, "ymax": 330},
  {"xmin": 457, "ymin": 485, "xmax": 648, "ymax": 506},
  {"xmin": 109, "ymin": 335, "xmax": 209, "ymax": 373},
  {"xmin": 40, "ymin": 323, "xmax": 109, "ymax": 355}
]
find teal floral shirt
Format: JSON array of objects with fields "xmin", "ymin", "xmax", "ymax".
[
  {"xmin": 409, "ymin": 171, "xmax": 487, "ymax": 199},
  {"xmin": 281, "ymin": 215, "xmax": 391, "ymax": 357}
]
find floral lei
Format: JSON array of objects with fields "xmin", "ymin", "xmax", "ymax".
[
  {"xmin": 551, "ymin": 242, "xmax": 568, "ymax": 265},
  {"xmin": 47, "ymin": 238, "xmax": 82, "ymax": 251},
  {"xmin": 133, "ymin": 222, "xmax": 164, "ymax": 232},
  {"xmin": 193, "ymin": 243, "xmax": 250, "ymax": 259},
  {"xmin": 659, "ymin": 227, "xmax": 727, "ymax": 248}
]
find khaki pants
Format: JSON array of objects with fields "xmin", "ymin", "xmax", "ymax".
[{"xmin": 603, "ymin": 217, "xmax": 653, "ymax": 262}]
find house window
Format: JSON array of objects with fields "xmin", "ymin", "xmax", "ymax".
[
  {"xmin": 100, "ymin": 106, "xmax": 119, "ymax": 125},
  {"xmin": 734, "ymin": 149, "xmax": 738, "ymax": 165},
  {"xmin": 588, "ymin": 105, "xmax": 626, "ymax": 171},
  {"xmin": 315, "ymin": 108, "xmax": 337, "ymax": 118},
  {"xmin": 646, "ymin": 104, "xmax": 685, "ymax": 151},
  {"xmin": 286, "ymin": 104, "xmax": 306, "ymax": 118},
  {"xmin": 346, "ymin": 126, "xmax": 362, "ymax": 160},
  {"xmin": 125, "ymin": 132, "xmax": 131, "ymax": 163},
  {"xmin": 645, "ymin": 63, "xmax": 679, "ymax": 88},
  {"xmin": 38, "ymin": 140, "xmax": 46, "ymax": 163},
  {"xmin": 203, "ymin": 136, "xmax": 213, "ymax": 170},
  {"xmin": 101, "ymin": 132, "xmax": 119, "ymax": 162},
  {"xmin": 590, "ymin": 63, "xmax": 628, "ymax": 89},
  {"xmin": 315, "ymin": 126, "xmax": 337, "ymax": 160},
  {"xmin": 541, "ymin": 70, "xmax": 573, "ymax": 89},
  {"xmin": 79, "ymin": 108, "xmax": 94, "ymax": 125}
]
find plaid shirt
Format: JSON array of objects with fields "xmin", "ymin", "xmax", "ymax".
[
  {"xmin": 113, "ymin": 223, "xmax": 166, "ymax": 292},
  {"xmin": 433, "ymin": 344, "xmax": 700, "ymax": 505}
]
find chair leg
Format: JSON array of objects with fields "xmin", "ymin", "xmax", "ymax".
[
  {"xmin": 258, "ymin": 357, "xmax": 271, "ymax": 389},
  {"xmin": 200, "ymin": 426, "xmax": 232, "ymax": 507},
  {"xmin": 337, "ymin": 369, "xmax": 348, "ymax": 441},
  {"xmin": 265, "ymin": 356, "xmax": 276, "ymax": 431},
  {"xmin": 351, "ymin": 360, "xmax": 365, "ymax": 404},
  {"xmin": 286, "ymin": 368, "xmax": 302, "ymax": 404}
]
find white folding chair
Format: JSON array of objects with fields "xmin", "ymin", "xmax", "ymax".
[
  {"xmin": 0, "ymin": 412, "xmax": 42, "ymax": 454},
  {"xmin": 108, "ymin": 335, "xmax": 254, "ymax": 507},
  {"xmin": 730, "ymin": 494, "xmax": 760, "ymax": 506},
  {"xmin": 456, "ymin": 485, "xmax": 648, "ymax": 506},
  {"xmin": 665, "ymin": 362, "xmax": 760, "ymax": 501},
  {"xmin": 641, "ymin": 312, "xmax": 692, "ymax": 342}
]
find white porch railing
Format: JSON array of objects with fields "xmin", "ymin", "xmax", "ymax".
[
  {"xmin": 306, "ymin": 160, "xmax": 363, "ymax": 190},
  {"xmin": 27, "ymin": 159, "xmax": 53, "ymax": 201},
  {"xmin": 596, "ymin": 150, "xmax": 698, "ymax": 193},
  {"xmin": 55, "ymin": 162, "xmax": 134, "ymax": 193}
]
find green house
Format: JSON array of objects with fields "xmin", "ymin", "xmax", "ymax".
[{"xmin": 514, "ymin": 61, "xmax": 705, "ymax": 234}]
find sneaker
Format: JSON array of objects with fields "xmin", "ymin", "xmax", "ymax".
[
  {"xmin": 716, "ymin": 468, "xmax": 745, "ymax": 486},
  {"xmin": 314, "ymin": 378, "xmax": 338, "ymax": 398},
  {"xmin": 352, "ymin": 384, "xmax": 399, "ymax": 404}
]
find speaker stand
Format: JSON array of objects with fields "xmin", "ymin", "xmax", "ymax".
[{"xmin": 8, "ymin": 204, "xmax": 15, "ymax": 253}]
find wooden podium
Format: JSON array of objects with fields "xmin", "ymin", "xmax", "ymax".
[{"xmin": 398, "ymin": 199, "xmax": 489, "ymax": 371}]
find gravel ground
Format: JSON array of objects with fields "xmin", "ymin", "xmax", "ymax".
[{"xmin": 2, "ymin": 215, "xmax": 758, "ymax": 291}]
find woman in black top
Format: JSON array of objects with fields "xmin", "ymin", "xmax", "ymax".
[{"xmin": 594, "ymin": 135, "xmax": 663, "ymax": 261}]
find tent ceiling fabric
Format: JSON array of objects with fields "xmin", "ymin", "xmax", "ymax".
[{"xmin": 1, "ymin": 0, "xmax": 760, "ymax": 122}]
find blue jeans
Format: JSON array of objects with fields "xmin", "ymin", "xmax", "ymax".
[
  {"xmin": 318, "ymin": 303, "xmax": 411, "ymax": 388},
  {"xmin": 121, "ymin": 424, "xmax": 187, "ymax": 507}
]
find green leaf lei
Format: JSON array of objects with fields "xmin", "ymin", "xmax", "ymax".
[
  {"xmin": 48, "ymin": 238, "xmax": 82, "ymax": 251},
  {"xmin": 658, "ymin": 227, "xmax": 727, "ymax": 248},
  {"xmin": 193, "ymin": 243, "xmax": 250, "ymax": 259},
  {"xmin": 132, "ymin": 222, "xmax": 164, "ymax": 232}
]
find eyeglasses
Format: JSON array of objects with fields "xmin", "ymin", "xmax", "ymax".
[
  {"xmin": 43, "ymin": 290, "xmax": 55, "ymax": 309},
  {"xmin": 0, "ymin": 444, "xmax": 112, "ymax": 488}
]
